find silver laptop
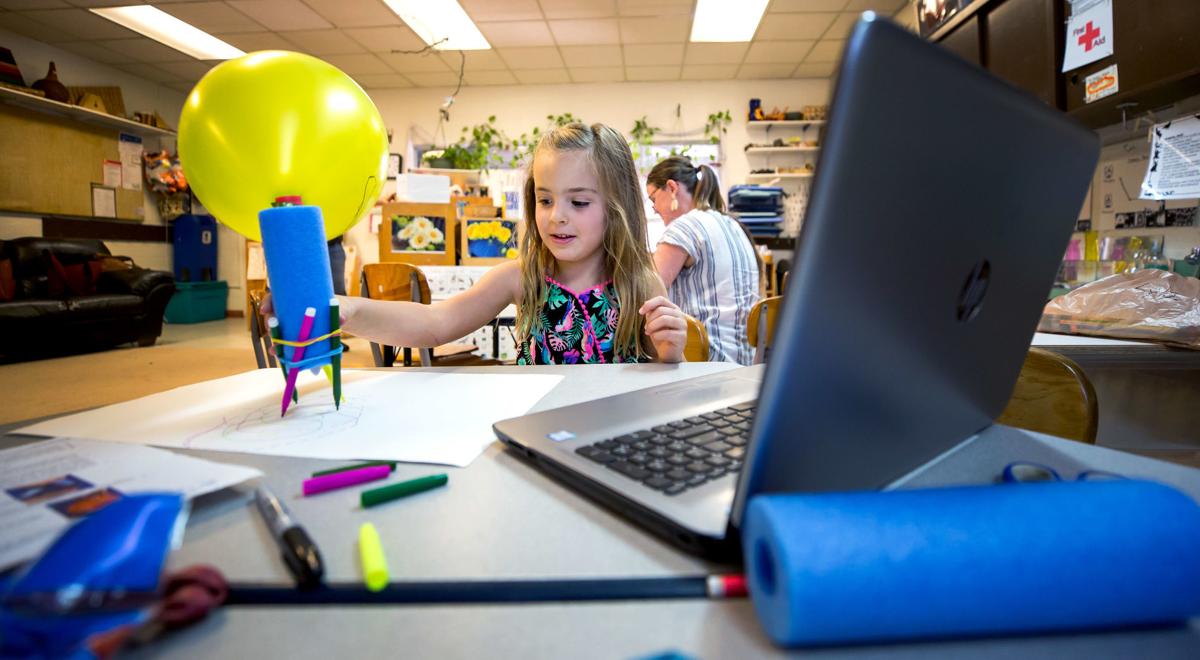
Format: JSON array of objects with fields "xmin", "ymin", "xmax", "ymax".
[{"xmin": 493, "ymin": 14, "xmax": 1099, "ymax": 559}]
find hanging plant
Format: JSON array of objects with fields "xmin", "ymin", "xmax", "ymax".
[{"xmin": 704, "ymin": 110, "xmax": 732, "ymax": 145}]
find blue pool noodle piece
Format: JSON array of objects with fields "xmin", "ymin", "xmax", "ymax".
[
  {"xmin": 742, "ymin": 480, "xmax": 1200, "ymax": 646},
  {"xmin": 259, "ymin": 205, "xmax": 335, "ymax": 371}
]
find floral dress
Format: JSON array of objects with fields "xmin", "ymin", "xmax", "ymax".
[{"xmin": 516, "ymin": 276, "xmax": 648, "ymax": 365}]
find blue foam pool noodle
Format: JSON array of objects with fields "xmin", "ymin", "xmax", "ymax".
[{"xmin": 259, "ymin": 205, "xmax": 336, "ymax": 371}]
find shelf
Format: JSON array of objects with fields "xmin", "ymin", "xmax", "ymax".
[
  {"xmin": 409, "ymin": 167, "xmax": 482, "ymax": 175},
  {"xmin": 746, "ymin": 120, "xmax": 825, "ymax": 127},
  {"xmin": 744, "ymin": 146, "xmax": 820, "ymax": 154},
  {"xmin": 0, "ymin": 85, "xmax": 175, "ymax": 138},
  {"xmin": 747, "ymin": 172, "xmax": 814, "ymax": 179}
]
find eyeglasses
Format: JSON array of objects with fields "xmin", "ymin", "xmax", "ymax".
[
  {"xmin": 1000, "ymin": 461, "xmax": 1126, "ymax": 483},
  {"xmin": 646, "ymin": 187, "xmax": 661, "ymax": 206}
]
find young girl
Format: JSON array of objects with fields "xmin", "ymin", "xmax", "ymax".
[{"xmin": 338, "ymin": 123, "xmax": 687, "ymax": 364}]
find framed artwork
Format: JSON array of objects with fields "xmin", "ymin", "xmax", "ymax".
[
  {"xmin": 461, "ymin": 216, "xmax": 521, "ymax": 265},
  {"xmin": 378, "ymin": 201, "xmax": 456, "ymax": 265},
  {"xmin": 387, "ymin": 153, "xmax": 402, "ymax": 179}
]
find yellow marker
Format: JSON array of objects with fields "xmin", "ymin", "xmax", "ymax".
[{"xmin": 358, "ymin": 522, "xmax": 388, "ymax": 592}]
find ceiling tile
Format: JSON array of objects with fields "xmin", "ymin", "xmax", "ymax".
[
  {"xmin": 0, "ymin": 12, "xmax": 65, "ymax": 43},
  {"xmin": 344, "ymin": 26, "xmax": 426, "ymax": 53},
  {"xmin": 498, "ymin": 46, "xmax": 565, "ymax": 69},
  {"xmin": 464, "ymin": 70, "xmax": 517, "ymax": 86},
  {"xmin": 681, "ymin": 64, "xmax": 738, "ymax": 80},
  {"xmin": 514, "ymin": 68, "xmax": 570, "ymax": 84},
  {"xmin": 625, "ymin": 65, "xmax": 679, "ymax": 82},
  {"xmin": 768, "ymin": 0, "xmax": 849, "ymax": 11},
  {"xmin": 683, "ymin": 43, "xmax": 748, "ymax": 65},
  {"xmin": 843, "ymin": 0, "xmax": 907, "ymax": 12},
  {"xmin": 804, "ymin": 39, "xmax": 844, "ymax": 62},
  {"xmin": 158, "ymin": 2, "xmax": 263, "ymax": 34},
  {"xmin": 559, "ymin": 45, "xmax": 622, "ymax": 67},
  {"xmin": 404, "ymin": 71, "xmax": 462, "ymax": 87},
  {"xmin": 568, "ymin": 66, "xmax": 624, "ymax": 83},
  {"xmin": 737, "ymin": 63, "xmax": 796, "ymax": 79},
  {"xmin": 540, "ymin": 0, "xmax": 618, "ymax": 20},
  {"xmin": 0, "ymin": 1, "xmax": 68, "ymax": 9},
  {"xmin": 116, "ymin": 62, "xmax": 178, "ymax": 85},
  {"xmin": 322, "ymin": 53, "xmax": 392, "ymax": 75},
  {"xmin": 302, "ymin": 0, "xmax": 403, "ymax": 28},
  {"xmin": 352, "ymin": 73, "xmax": 413, "ymax": 88},
  {"xmin": 755, "ymin": 12, "xmax": 836, "ymax": 40},
  {"xmin": 743, "ymin": 40, "xmax": 813, "ymax": 64},
  {"xmin": 623, "ymin": 44, "xmax": 683, "ymax": 66},
  {"xmin": 56, "ymin": 40, "xmax": 136, "ymax": 65},
  {"xmin": 618, "ymin": 17, "xmax": 688, "ymax": 44},
  {"xmin": 792, "ymin": 61, "xmax": 836, "ymax": 77},
  {"xmin": 477, "ymin": 20, "xmax": 555, "ymax": 47},
  {"xmin": 282, "ymin": 29, "xmax": 366, "ymax": 55},
  {"xmin": 617, "ymin": 0, "xmax": 692, "ymax": 17},
  {"xmin": 548, "ymin": 18, "xmax": 619, "ymax": 45},
  {"xmin": 226, "ymin": 0, "xmax": 332, "ymax": 31},
  {"xmin": 155, "ymin": 59, "xmax": 215, "ymax": 80},
  {"xmin": 460, "ymin": 0, "xmax": 543, "ymax": 22},
  {"xmin": 439, "ymin": 49, "xmax": 508, "ymax": 71},
  {"xmin": 23, "ymin": 8, "xmax": 139, "ymax": 40},
  {"xmin": 65, "ymin": 0, "xmax": 132, "ymax": 5},
  {"xmin": 99, "ymin": 38, "xmax": 194, "ymax": 62},
  {"xmin": 824, "ymin": 12, "xmax": 860, "ymax": 39},
  {"xmin": 215, "ymin": 31, "xmax": 294, "ymax": 52},
  {"xmin": 379, "ymin": 52, "xmax": 452, "ymax": 73}
]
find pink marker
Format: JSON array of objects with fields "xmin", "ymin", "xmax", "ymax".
[
  {"xmin": 302, "ymin": 464, "xmax": 391, "ymax": 496},
  {"xmin": 281, "ymin": 307, "xmax": 317, "ymax": 417}
]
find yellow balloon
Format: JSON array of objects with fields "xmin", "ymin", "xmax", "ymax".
[{"xmin": 178, "ymin": 51, "xmax": 387, "ymax": 241}]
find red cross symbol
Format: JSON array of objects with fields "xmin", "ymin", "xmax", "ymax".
[{"xmin": 1078, "ymin": 21, "xmax": 1101, "ymax": 51}]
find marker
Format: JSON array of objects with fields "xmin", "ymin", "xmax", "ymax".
[
  {"xmin": 302, "ymin": 464, "xmax": 390, "ymax": 496},
  {"xmin": 329, "ymin": 297, "xmax": 342, "ymax": 410},
  {"xmin": 358, "ymin": 522, "xmax": 388, "ymax": 592},
  {"xmin": 252, "ymin": 486, "xmax": 324, "ymax": 589},
  {"xmin": 360, "ymin": 474, "xmax": 448, "ymax": 509},
  {"xmin": 311, "ymin": 461, "xmax": 397, "ymax": 478},
  {"xmin": 267, "ymin": 317, "xmax": 297, "ymax": 403},
  {"xmin": 281, "ymin": 307, "xmax": 317, "ymax": 417}
]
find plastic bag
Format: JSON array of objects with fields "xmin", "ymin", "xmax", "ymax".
[{"xmin": 1038, "ymin": 269, "xmax": 1200, "ymax": 349}]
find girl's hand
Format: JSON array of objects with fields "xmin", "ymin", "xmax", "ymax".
[{"xmin": 639, "ymin": 296, "xmax": 687, "ymax": 363}]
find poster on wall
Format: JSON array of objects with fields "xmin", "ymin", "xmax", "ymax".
[
  {"xmin": 1141, "ymin": 116, "xmax": 1200, "ymax": 201},
  {"xmin": 1062, "ymin": 0, "xmax": 1113, "ymax": 73}
]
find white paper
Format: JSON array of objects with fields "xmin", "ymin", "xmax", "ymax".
[
  {"xmin": 18, "ymin": 370, "xmax": 564, "ymax": 468},
  {"xmin": 91, "ymin": 185, "xmax": 116, "ymax": 218},
  {"xmin": 395, "ymin": 173, "xmax": 451, "ymax": 203},
  {"xmin": 1140, "ymin": 115, "xmax": 1200, "ymax": 200},
  {"xmin": 118, "ymin": 132, "xmax": 143, "ymax": 191},
  {"xmin": 246, "ymin": 242, "xmax": 267, "ymax": 280},
  {"xmin": 1062, "ymin": 0, "xmax": 1113, "ymax": 72},
  {"xmin": 102, "ymin": 159, "xmax": 121, "ymax": 188},
  {"xmin": 0, "ymin": 437, "xmax": 260, "ymax": 571},
  {"xmin": 1084, "ymin": 64, "xmax": 1118, "ymax": 104}
]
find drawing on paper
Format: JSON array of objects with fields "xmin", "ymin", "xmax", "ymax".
[{"xmin": 185, "ymin": 398, "xmax": 366, "ymax": 450}]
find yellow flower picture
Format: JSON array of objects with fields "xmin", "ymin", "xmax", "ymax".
[
  {"xmin": 390, "ymin": 214, "xmax": 447, "ymax": 253},
  {"xmin": 464, "ymin": 217, "xmax": 519, "ymax": 260}
]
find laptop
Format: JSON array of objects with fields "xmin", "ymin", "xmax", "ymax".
[{"xmin": 493, "ymin": 14, "xmax": 1099, "ymax": 560}]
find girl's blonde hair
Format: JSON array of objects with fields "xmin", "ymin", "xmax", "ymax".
[{"xmin": 519, "ymin": 122, "xmax": 660, "ymax": 360}]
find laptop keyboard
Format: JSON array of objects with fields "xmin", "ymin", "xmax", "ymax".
[{"xmin": 574, "ymin": 401, "xmax": 756, "ymax": 496}]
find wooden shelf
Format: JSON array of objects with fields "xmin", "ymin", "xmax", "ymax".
[
  {"xmin": 745, "ymin": 146, "xmax": 819, "ymax": 154},
  {"xmin": 746, "ymin": 120, "xmax": 825, "ymax": 127},
  {"xmin": 409, "ymin": 167, "xmax": 482, "ymax": 175},
  {"xmin": 0, "ymin": 85, "xmax": 174, "ymax": 138},
  {"xmin": 747, "ymin": 172, "xmax": 814, "ymax": 179}
]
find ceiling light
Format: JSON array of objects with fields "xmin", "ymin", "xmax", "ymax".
[
  {"xmin": 381, "ymin": 0, "xmax": 491, "ymax": 51},
  {"xmin": 690, "ymin": 0, "xmax": 770, "ymax": 42},
  {"xmin": 91, "ymin": 5, "xmax": 244, "ymax": 60}
]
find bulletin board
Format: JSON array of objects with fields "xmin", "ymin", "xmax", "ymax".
[{"xmin": 0, "ymin": 104, "xmax": 146, "ymax": 220}]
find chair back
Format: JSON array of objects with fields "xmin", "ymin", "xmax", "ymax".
[
  {"xmin": 247, "ymin": 288, "xmax": 275, "ymax": 369},
  {"xmin": 997, "ymin": 347, "xmax": 1098, "ymax": 443},
  {"xmin": 746, "ymin": 296, "xmax": 782, "ymax": 364},
  {"xmin": 360, "ymin": 263, "xmax": 434, "ymax": 367},
  {"xmin": 683, "ymin": 314, "xmax": 710, "ymax": 362}
]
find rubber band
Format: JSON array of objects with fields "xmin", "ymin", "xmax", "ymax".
[
  {"xmin": 271, "ymin": 328, "xmax": 343, "ymax": 348},
  {"xmin": 278, "ymin": 345, "xmax": 343, "ymax": 372}
]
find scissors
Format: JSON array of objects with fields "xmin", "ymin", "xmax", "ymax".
[{"xmin": 1001, "ymin": 461, "xmax": 1126, "ymax": 483}]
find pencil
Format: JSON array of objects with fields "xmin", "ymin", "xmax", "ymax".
[
  {"xmin": 223, "ymin": 575, "xmax": 747, "ymax": 605},
  {"xmin": 267, "ymin": 317, "xmax": 297, "ymax": 403},
  {"xmin": 329, "ymin": 297, "xmax": 342, "ymax": 410},
  {"xmin": 281, "ymin": 307, "xmax": 317, "ymax": 417}
]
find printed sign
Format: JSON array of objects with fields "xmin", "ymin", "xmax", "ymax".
[
  {"xmin": 1062, "ymin": 0, "xmax": 1113, "ymax": 72},
  {"xmin": 1084, "ymin": 64, "xmax": 1119, "ymax": 104},
  {"xmin": 1141, "ymin": 115, "xmax": 1200, "ymax": 200}
]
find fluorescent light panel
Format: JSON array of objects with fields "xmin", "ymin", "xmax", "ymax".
[
  {"xmin": 690, "ymin": 0, "xmax": 770, "ymax": 42},
  {"xmin": 382, "ymin": 0, "xmax": 491, "ymax": 51},
  {"xmin": 90, "ymin": 5, "xmax": 245, "ymax": 60}
]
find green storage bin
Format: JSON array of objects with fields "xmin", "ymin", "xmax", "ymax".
[{"xmin": 165, "ymin": 280, "xmax": 228, "ymax": 323}]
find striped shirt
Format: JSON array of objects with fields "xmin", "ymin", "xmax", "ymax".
[{"xmin": 658, "ymin": 209, "xmax": 760, "ymax": 365}]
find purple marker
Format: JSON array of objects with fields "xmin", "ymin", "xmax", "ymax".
[{"xmin": 302, "ymin": 464, "xmax": 390, "ymax": 497}]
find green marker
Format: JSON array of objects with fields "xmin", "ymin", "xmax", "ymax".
[
  {"xmin": 311, "ymin": 460, "xmax": 397, "ymax": 478},
  {"xmin": 267, "ymin": 316, "xmax": 298, "ymax": 403},
  {"xmin": 360, "ymin": 474, "xmax": 448, "ymax": 509},
  {"xmin": 329, "ymin": 297, "xmax": 342, "ymax": 410}
]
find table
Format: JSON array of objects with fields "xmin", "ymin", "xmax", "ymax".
[{"xmin": 5, "ymin": 362, "xmax": 1200, "ymax": 658}]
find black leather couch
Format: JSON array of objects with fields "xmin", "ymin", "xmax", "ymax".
[{"xmin": 0, "ymin": 237, "xmax": 175, "ymax": 360}]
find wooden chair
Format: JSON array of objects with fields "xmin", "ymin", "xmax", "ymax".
[
  {"xmin": 683, "ymin": 314, "xmax": 710, "ymax": 362},
  {"xmin": 997, "ymin": 347, "xmax": 1098, "ymax": 444},
  {"xmin": 746, "ymin": 296, "xmax": 783, "ymax": 364},
  {"xmin": 248, "ymin": 288, "xmax": 276, "ymax": 369},
  {"xmin": 360, "ymin": 263, "xmax": 436, "ymax": 367}
]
